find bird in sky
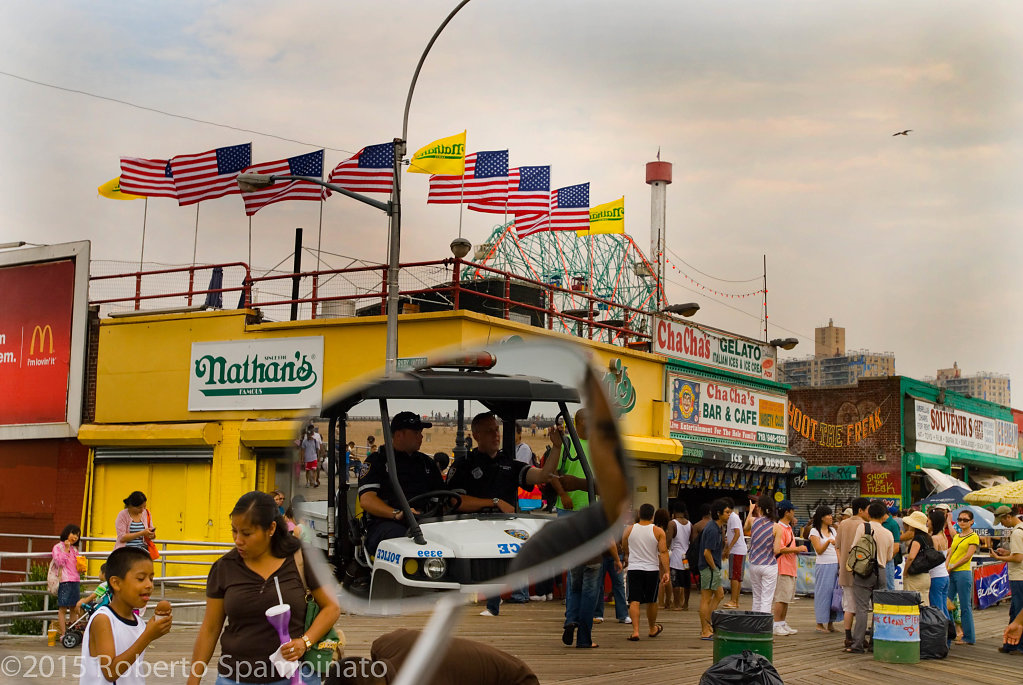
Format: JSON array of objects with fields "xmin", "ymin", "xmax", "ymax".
[{"xmin": 892, "ymin": 130, "xmax": 912, "ymax": 136}]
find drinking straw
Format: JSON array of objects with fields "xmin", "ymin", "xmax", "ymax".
[{"xmin": 274, "ymin": 576, "xmax": 283, "ymax": 606}]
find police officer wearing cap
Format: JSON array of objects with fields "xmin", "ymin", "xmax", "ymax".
[
  {"xmin": 447, "ymin": 411, "xmax": 562, "ymax": 514},
  {"xmin": 358, "ymin": 411, "xmax": 445, "ymax": 555}
]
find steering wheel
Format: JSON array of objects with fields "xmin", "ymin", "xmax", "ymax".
[{"xmin": 405, "ymin": 490, "xmax": 464, "ymax": 519}]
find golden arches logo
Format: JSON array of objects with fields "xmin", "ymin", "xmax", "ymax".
[{"xmin": 30, "ymin": 325, "xmax": 53, "ymax": 355}]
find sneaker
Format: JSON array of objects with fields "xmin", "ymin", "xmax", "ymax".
[
  {"xmin": 529, "ymin": 595, "xmax": 546, "ymax": 602},
  {"xmin": 479, "ymin": 609, "xmax": 497, "ymax": 617},
  {"xmin": 783, "ymin": 623, "xmax": 798, "ymax": 635},
  {"xmin": 546, "ymin": 593, "xmax": 554, "ymax": 601},
  {"xmin": 773, "ymin": 625, "xmax": 789, "ymax": 636},
  {"xmin": 619, "ymin": 617, "xmax": 633, "ymax": 624}
]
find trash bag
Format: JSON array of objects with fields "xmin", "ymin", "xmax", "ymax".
[
  {"xmin": 699, "ymin": 650, "xmax": 784, "ymax": 685},
  {"xmin": 711, "ymin": 610, "xmax": 774, "ymax": 634},
  {"xmin": 872, "ymin": 590, "xmax": 921, "ymax": 607},
  {"xmin": 919, "ymin": 606, "xmax": 950, "ymax": 660}
]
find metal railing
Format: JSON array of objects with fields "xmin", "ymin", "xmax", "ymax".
[
  {"xmin": 0, "ymin": 533, "xmax": 232, "ymax": 637},
  {"xmin": 89, "ymin": 257, "xmax": 663, "ymax": 346}
]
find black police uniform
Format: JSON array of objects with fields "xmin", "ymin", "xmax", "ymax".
[
  {"xmin": 447, "ymin": 448, "xmax": 531, "ymax": 507},
  {"xmin": 359, "ymin": 448, "xmax": 445, "ymax": 554}
]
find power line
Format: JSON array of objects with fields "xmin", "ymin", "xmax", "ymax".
[
  {"xmin": 665, "ymin": 276, "xmax": 813, "ymax": 341},
  {"xmin": 0, "ymin": 69, "xmax": 355, "ymax": 154},
  {"xmin": 665, "ymin": 247, "xmax": 762, "ymax": 283}
]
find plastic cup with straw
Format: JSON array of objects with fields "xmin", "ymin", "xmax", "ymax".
[{"xmin": 265, "ymin": 576, "xmax": 301, "ymax": 684}]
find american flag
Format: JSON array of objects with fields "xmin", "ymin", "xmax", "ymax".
[
  {"xmin": 327, "ymin": 143, "xmax": 394, "ymax": 194},
  {"xmin": 118, "ymin": 157, "xmax": 177, "ymax": 199},
  {"xmin": 170, "ymin": 143, "xmax": 252, "ymax": 206},
  {"xmin": 513, "ymin": 212, "xmax": 549, "ymax": 238},
  {"xmin": 428, "ymin": 151, "xmax": 508, "ymax": 204},
  {"xmin": 550, "ymin": 183, "xmax": 590, "ymax": 231},
  {"xmin": 240, "ymin": 150, "xmax": 327, "ymax": 216},
  {"xmin": 467, "ymin": 165, "xmax": 551, "ymax": 214}
]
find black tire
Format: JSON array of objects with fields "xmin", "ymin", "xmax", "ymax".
[{"xmin": 62, "ymin": 631, "xmax": 81, "ymax": 649}]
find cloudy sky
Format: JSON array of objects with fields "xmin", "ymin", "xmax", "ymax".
[{"xmin": 1, "ymin": 1, "xmax": 1021, "ymax": 397}]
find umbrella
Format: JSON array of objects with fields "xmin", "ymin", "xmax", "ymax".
[
  {"xmin": 203, "ymin": 266, "xmax": 224, "ymax": 309},
  {"xmin": 964, "ymin": 480, "xmax": 1023, "ymax": 506},
  {"xmin": 913, "ymin": 485, "xmax": 972, "ymax": 507}
]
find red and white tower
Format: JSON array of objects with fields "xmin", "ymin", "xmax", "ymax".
[{"xmin": 646, "ymin": 156, "xmax": 672, "ymax": 307}]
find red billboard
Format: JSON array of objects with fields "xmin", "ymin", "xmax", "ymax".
[{"xmin": 0, "ymin": 259, "xmax": 75, "ymax": 424}]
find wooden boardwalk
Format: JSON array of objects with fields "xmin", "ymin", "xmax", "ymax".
[{"xmin": 3, "ymin": 593, "xmax": 1021, "ymax": 683}]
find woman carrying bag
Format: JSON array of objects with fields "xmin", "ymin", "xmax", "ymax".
[
  {"xmin": 51, "ymin": 524, "xmax": 82, "ymax": 640},
  {"xmin": 188, "ymin": 491, "xmax": 341, "ymax": 685},
  {"xmin": 902, "ymin": 511, "xmax": 937, "ymax": 604},
  {"xmin": 927, "ymin": 508, "xmax": 951, "ymax": 619}
]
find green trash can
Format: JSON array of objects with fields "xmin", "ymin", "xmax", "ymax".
[
  {"xmin": 872, "ymin": 590, "xmax": 921, "ymax": 664},
  {"xmin": 711, "ymin": 610, "xmax": 774, "ymax": 664}
]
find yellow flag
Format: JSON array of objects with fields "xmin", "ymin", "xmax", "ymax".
[
  {"xmin": 98, "ymin": 177, "xmax": 143, "ymax": 200},
  {"xmin": 578, "ymin": 196, "xmax": 624, "ymax": 235},
  {"xmin": 407, "ymin": 131, "xmax": 466, "ymax": 175}
]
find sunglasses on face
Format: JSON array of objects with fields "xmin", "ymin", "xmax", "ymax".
[{"xmin": 957, "ymin": 517, "xmax": 971, "ymax": 522}]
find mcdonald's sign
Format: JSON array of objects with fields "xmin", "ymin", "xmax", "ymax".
[
  {"xmin": 30, "ymin": 325, "xmax": 54, "ymax": 355},
  {"xmin": 0, "ymin": 259, "xmax": 75, "ymax": 424}
]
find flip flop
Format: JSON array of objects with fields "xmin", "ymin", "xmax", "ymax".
[
  {"xmin": 627, "ymin": 635, "xmax": 640, "ymax": 642},
  {"xmin": 576, "ymin": 644, "xmax": 599, "ymax": 649},
  {"xmin": 649, "ymin": 624, "xmax": 664, "ymax": 638},
  {"xmin": 699, "ymin": 635, "xmax": 714, "ymax": 641},
  {"xmin": 844, "ymin": 647, "xmax": 865, "ymax": 654},
  {"xmin": 722, "ymin": 602, "xmax": 739, "ymax": 609}
]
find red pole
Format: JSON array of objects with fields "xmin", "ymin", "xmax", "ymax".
[
  {"xmin": 503, "ymin": 274, "xmax": 510, "ymax": 319},
  {"xmin": 187, "ymin": 268, "xmax": 194, "ymax": 307},
  {"xmin": 311, "ymin": 274, "xmax": 319, "ymax": 320},
  {"xmin": 134, "ymin": 272, "xmax": 142, "ymax": 311},
  {"xmin": 380, "ymin": 267, "xmax": 388, "ymax": 315}
]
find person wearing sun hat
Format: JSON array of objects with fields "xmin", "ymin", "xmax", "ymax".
[
  {"xmin": 901, "ymin": 510, "xmax": 933, "ymax": 604},
  {"xmin": 991, "ymin": 506, "xmax": 1023, "ymax": 653}
]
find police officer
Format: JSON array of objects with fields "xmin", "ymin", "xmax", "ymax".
[
  {"xmin": 358, "ymin": 412, "xmax": 445, "ymax": 555},
  {"xmin": 447, "ymin": 412, "xmax": 562, "ymax": 513}
]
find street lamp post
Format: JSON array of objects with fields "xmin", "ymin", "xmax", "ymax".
[{"xmin": 239, "ymin": 0, "xmax": 473, "ymax": 375}]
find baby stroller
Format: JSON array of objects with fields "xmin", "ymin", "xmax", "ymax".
[{"xmin": 60, "ymin": 595, "xmax": 109, "ymax": 648}]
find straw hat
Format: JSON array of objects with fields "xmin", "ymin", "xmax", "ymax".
[{"xmin": 904, "ymin": 510, "xmax": 929, "ymax": 533}]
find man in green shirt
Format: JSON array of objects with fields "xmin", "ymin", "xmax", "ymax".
[
  {"xmin": 556, "ymin": 410, "xmax": 592, "ymax": 512},
  {"xmin": 880, "ymin": 505, "xmax": 903, "ymax": 591}
]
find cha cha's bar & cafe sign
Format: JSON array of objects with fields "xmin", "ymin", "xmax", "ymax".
[
  {"xmin": 668, "ymin": 371, "xmax": 787, "ymax": 449},
  {"xmin": 188, "ymin": 337, "xmax": 324, "ymax": 411},
  {"xmin": 654, "ymin": 319, "xmax": 776, "ymax": 380}
]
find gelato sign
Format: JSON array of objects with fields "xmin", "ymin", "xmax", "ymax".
[
  {"xmin": 188, "ymin": 337, "xmax": 324, "ymax": 411},
  {"xmin": 668, "ymin": 371, "xmax": 787, "ymax": 449},
  {"xmin": 912, "ymin": 400, "xmax": 1018, "ymax": 459},
  {"xmin": 653, "ymin": 319, "xmax": 776, "ymax": 380}
]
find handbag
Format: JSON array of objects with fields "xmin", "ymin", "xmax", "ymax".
[
  {"xmin": 908, "ymin": 546, "xmax": 945, "ymax": 575},
  {"xmin": 831, "ymin": 583, "xmax": 843, "ymax": 613},
  {"xmin": 46, "ymin": 560, "xmax": 62, "ymax": 595},
  {"xmin": 294, "ymin": 548, "xmax": 344, "ymax": 674},
  {"xmin": 145, "ymin": 510, "xmax": 160, "ymax": 561}
]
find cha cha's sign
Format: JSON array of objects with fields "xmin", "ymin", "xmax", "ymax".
[
  {"xmin": 653, "ymin": 319, "xmax": 776, "ymax": 380},
  {"xmin": 188, "ymin": 337, "xmax": 324, "ymax": 411},
  {"xmin": 912, "ymin": 400, "xmax": 1018, "ymax": 459},
  {"xmin": 668, "ymin": 371, "xmax": 787, "ymax": 449}
]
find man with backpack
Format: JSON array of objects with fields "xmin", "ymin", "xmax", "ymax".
[
  {"xmin": 835, "ymin": 498, "xmax": 870, "ymax": 646},
  {"xmin": 844, "ymin": 501, "xmax": 895, "ymax": 654}
]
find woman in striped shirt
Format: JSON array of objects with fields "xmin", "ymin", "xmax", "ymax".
[
  {"xmin": 744, "ymin": 494, "xmax": 780, "ymax": 615},
  {"xmin": 114, "ymin": 491, "xmax": 155, "ymax": 552}
]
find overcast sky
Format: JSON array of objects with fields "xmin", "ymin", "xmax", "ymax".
[{"xmin": 1, "ymin": 1, "xmax": 1021, "ymax": 400}]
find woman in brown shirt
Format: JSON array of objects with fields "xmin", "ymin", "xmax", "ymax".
[{"xmin": 188, "ymin": 491, "xmax": 341, "ymax": 685}]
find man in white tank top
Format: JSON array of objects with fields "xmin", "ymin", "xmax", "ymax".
[
  {"xmin": 667, "ymin": 502, "xmax": 692, "ymax": 610},
  {"xmin": 622, "ymin": 503, "xmax": 669, "ymax": 640}
]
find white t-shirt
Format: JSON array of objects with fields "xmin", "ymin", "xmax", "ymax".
[
  {"xmin": 80, "ymin": 605, "xmax": 146, "ymax": 685},
  {"xmin": 669, "ymin": 519, "xmax": 692, "ymax": 570},
  {"xmin": 809, "ymin": 526, "xmax": 838, "ymax": 564},
  {"xmin": 726, "ymin": 511, "xmax": 747, "ymax": 556},
  {"xmin": 514, "ymin": 442, "xmax": 533, "ymax": 465}
]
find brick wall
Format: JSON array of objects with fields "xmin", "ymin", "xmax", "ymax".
[{"xmin": 787, "ymin": 376, "xmax": 902, "ymax": 466}]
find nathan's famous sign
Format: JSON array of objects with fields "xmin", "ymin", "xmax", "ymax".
[
  {"xmin": 654, "ymin": 319, "xmax": 776, "ymax": 381},
  {"xmin": 188, "ymin": 337, "xmax": 324, "ymax": 411},
  {"xmin": 0, "ymin": 259, "xmax": 76, "ymax": 425}
]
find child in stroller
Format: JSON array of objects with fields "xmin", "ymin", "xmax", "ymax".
[{"xmin": 62, "ymin": 564, "xmax": 109, "ymax": 649}]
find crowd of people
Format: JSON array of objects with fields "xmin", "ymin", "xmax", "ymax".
[{"xmin": 54, "ymin": 408, "xmax": 1023, "ymax": 684}]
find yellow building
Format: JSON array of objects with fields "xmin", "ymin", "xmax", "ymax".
[{"xmin": 80, "ymin": 306, "xmax": 804, "ymax": 569}]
